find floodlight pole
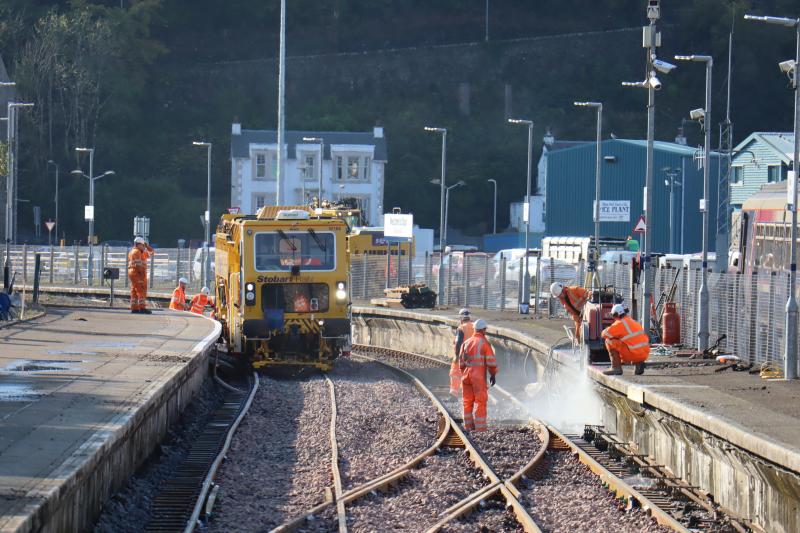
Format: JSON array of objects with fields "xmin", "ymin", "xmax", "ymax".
[
  {"xmin": 744, "ymin": 13, "xmax": 800, "ymax": 379},
  {"xmin": 508, "ymin": 118, "xmax": 533, "ymax": 313},
  {"xmin": 425, "ymin": 127, "xmax": 447, "ymax": 306},
  {"xmin": 574, "ymin": 102, "xmax": 603, "ymax": 256},
  {"xmin": 675, "ymin": 54, "xmax": 713, "ymax": 350},
  {"xmin": 275, "ymin": 0, "xmax": 286, "ymax": 206}
]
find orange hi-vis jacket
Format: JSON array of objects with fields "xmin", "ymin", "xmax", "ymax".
[
  {"xmin": 128, "ymin": 245, "xmax": 152, "ymax": 278},
  {"xmin": 601, "ymin": 315, "xmax": 650, "ymax": 363},
  {"xmin": 190, "ymin": 294, "xmax": 213, "ymax": 314},
  {"xmin": 170, "ymin": 286, "xmax": 187, "ymax": 311},
  {"xmin": 559, "ymin": 286, "xmax": 590, "ymax": 322},
  {"xmin": 449, "ymin": 321, "xmax": 475, "ymax": 395},
  {"xmin": 459, "ymin": 332, "xmax": 498, "ymax": 380}
]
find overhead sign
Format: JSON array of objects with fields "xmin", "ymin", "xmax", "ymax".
[
  {"xmin": 84, "ymin": 205, "xmax": 94, "ymax": 221},
  {"xmin": 384, "ymin": 213, "xmax": 413, "ymax": 240},
  {"xmin": 633, "ymin": 215, "xmax": 646, "ymax": 233},
  {"xmin": 45, "ymin": 220, "xmax": 55, "ymax": 232},
  {"xmin": 593, "ymin": 200, "xmax": 631, "ymax": 222}
]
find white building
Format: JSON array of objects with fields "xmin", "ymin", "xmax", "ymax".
[{"xmin": 230, "ymin": 123, "xmax": 388, "ymax": 226}]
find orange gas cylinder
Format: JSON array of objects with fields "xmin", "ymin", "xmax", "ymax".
[{"xmin": 662, "ymin": 302, "xmax": 681, "ymax": 345}]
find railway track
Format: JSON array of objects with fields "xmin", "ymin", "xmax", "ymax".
[{"xmin": 165, "ymin": 343, "xmax": 752, "ymax": 533}]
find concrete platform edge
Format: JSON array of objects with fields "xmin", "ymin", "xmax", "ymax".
[
  {"xmin": 353, "ymin": 306, "xmax": 800, "ymax": 477},
  {"xmin": 8, "ymin": 316, "xmax": 221, "ymax": 533}
]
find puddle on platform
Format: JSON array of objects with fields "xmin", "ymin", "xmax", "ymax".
[
  {"xmin": 0, "ymin": 383, "xmax": 42, "ymax": 401},
  {"xmin": 3, "ymin": 359, "xmax": 80, "ymax": 373},
  {"xmin": 46, "ymin": 349, "xmax": 98, "ymax": 356}
]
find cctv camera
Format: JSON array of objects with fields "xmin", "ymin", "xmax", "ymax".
[
  {"xmin": 648, "ymin": 74, "xmax": 662, "ymax": 91},
  {"xmin": 647, "ymin": 0, "xmax": 660, "ymax": 21},
  {"xmin": 779, "ymin": 59, "xmax": 796, "ymax": 74},
  {"xmin": 689, "ymin": 108, "xmax": 705, "ymax": 121},
  {"xmin": 653, "ymin": 59, "xmax": 677, "ymax": 74}
]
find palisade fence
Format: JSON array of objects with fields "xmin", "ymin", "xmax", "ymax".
[{"xmin": 2, "ymin": 244, "xmax": 791, "ymax": 366}]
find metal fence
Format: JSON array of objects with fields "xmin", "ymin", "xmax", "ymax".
[
  {"xmin": 3, "ymin": 243, "xmax": 792, "ymax": 366},
  {"xmin": 2, "ymin": 244, "xmax": 207, "ymax": 290}
]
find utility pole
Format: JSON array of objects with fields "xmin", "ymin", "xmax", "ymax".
[
  {"xmin": 276, "ymin": 0, "xmax": 286, "ymax": 206},
  {"xmin": 424, "ymin": 127, "xmax": 447, "ymax": 306},
  {"xmin": 192, "ymin": 141, "xmax": 212, "ymax": 288},
  {"xmin": 716, "ymin": 28, "xmax": 735, "ymax": 273},
  {"xmin": 508, "ymin": 118, "xmax": 533, "ymax": 313},
  {"xmin": 5, "ymin": 100, "xmax": 33, "ymax": 245},
  {"xmin": 487, "ymin": 178, "xmax": 497, "ymax": 234},
  {"xmin": 574, "ymin": 101, "xmax": 603, "ymax": 256}
]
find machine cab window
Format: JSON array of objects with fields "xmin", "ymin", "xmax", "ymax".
[{"xmin": 254, "ymin": 231, "xmax": 336, "ymax": 271}]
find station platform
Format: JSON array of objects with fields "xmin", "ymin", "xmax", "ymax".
[
  {"xmin": 0, "ymin": 307, "xmax": 219, "ymax": 533},
  {"xmin": 352, "ymin": 303, "xmax": 800, "ymax": 480}
]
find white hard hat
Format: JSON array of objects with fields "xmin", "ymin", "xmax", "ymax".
[
  {"xmin": 611, "ymin": 304, "xmax": 626, "ymax": 317},
  {"xmin": 133, "ymin": 236, "xmax": 146, "ymax": 245},
  {"xmin": 473, "ymin": 318, "xmax": 487, "ymax": 331},
  {"xmin": 179, "ymin": 277, "xmax": 188, "ymax": 285},
  {"xmin": 550, "ymin": 282, "xmax": 564, "ymax": 298},
  {"xmin": 201, "ymin": 286, "xmax": 210, "ymax": 295},
  {"xmin": 458, "ymin": 308, "xmax": 471, "ymax": 318}
]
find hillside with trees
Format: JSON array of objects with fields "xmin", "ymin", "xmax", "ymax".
[{"xmin": 0, "ymin": 0, "xmax": 797, "ymax": 244}]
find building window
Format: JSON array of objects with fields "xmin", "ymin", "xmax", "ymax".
[
  {"xmin": 301, "ymin": 154, "xmax": 317, "ymax": 181},
  {"xmin": 767, "ymin": 165, "xmax": 782, "ymax": 183},
  {"xmin": 253, "ymin": 151, "xmax": 276, "ymax": 181},
  {"xmin": 335, "ymin": 154, "xmax": 371, "ymax": 182},
  {"xmin": 732, "ymin": 166, "xmax": 743, "ymax": 184},
  {"xmin": 253, "ymin": 194, "xmax": 267, "ymax": 212}
]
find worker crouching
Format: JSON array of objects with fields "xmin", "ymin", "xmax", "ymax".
[
  {"xmin": 128, "ymin": 237, "xmax": 154, "ymax": 314},
  {"xmin": 601, "ymin": 304, "xmax": 649, "ymax": 376},
  {"xmin": 190, "ymin": 287, "xmax": 214, "ymax": 315},
  {"xmin": 459, "ymin": 319, "xmax": 497, "ymax": 432},
  {"xmin": 170, "ymin": 277, "xmax": 189, "ymax": 311},
  {"xmin": 551, "ymin": 282, "xmax": 590, "ymax": 341},
  {"xmin": 450, "ymin": 308, "xmax": 475, "ymax": 396}
]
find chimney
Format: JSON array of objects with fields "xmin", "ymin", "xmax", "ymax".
[
  {"xmin": 543, "ymin": 127, "xmax": 555, "ymax": 147},
  {"xmin": 232, "ymin": 122, "xmax": 242, "ymax": 135},
  {"xmin": 373, "ymin": 120, "xmax": 384, "ymax": 138}
]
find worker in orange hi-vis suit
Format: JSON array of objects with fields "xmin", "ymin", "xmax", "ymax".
[
  {"xmin": 170, "ymin": 277, "xmax": 189, "ymax": 311},
  {"xmin": 601, "ymin": 304, "xmax": 650, "ymax": 376},
  {"xmin": 128, "ymin": 236, "xmax": 154, "ymax": 314},
  {"xmin": 190, "ymin": 287, "xmax": 215, "ymax": 315},
  {"xmin": 550, "ymin": 282, "xmax": 591, "ymax": 341},
  {"xmin": 450, "ymin": 308, "xmax": 475, "ymax": 397},
  {"xmin": 459, "ymin": 319, "xmax": 498, "ymax": 432}
]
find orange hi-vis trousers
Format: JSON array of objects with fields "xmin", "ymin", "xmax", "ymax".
[
  {"xmin": 129, "ymin": 277, "xmax": 147, "ymax": 311},
  {"xmin": 460, "ymin": 334, "xmax": 497, "ymax": 432}
]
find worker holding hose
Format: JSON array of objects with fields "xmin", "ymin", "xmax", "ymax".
[
  {"xmin": 601, "ymin": 304, "xmax": 649, "ymax": 376},
  {"xmin": 450, "ymin": 308, "xmax": 475, "ymax": 396},
  {"xmin": 459, "ymin": 319, "xmax": 498, "ymax": 432},
  {"xmin": 550, "ymin": 282, "xmax": 590, "ymax": 340}
]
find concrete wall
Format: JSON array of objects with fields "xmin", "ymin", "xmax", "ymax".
[
  {"xmin": 352, "ymin": 307, "xmax": 800, "ymax": 532},
  {"xmin": 34, "ymin": 324, "xmax": 220, "ymax": 533}
]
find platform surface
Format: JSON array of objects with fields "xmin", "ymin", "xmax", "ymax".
[
  {"xmin": 0, "ymin": 308, "xmax": 217, "ymax": 532},
  {"xmin": 354, "ymin": 303, "xmax": 800, "ymax": 472}
]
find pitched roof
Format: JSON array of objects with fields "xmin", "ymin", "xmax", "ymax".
[
  {"xmin": 231, "ymin": 129, "xmax": 388, "ymax": 160},
  {"xmin": 733, "ymin": 132, "xmax": 794, "ymax": 163},
  {"xmin": 544, "ymin": 140, "xmax": 592, "ymax": 152},
  {"xmin": 615, "ymin": 139, "xmax": 711, "ymax": 156}
]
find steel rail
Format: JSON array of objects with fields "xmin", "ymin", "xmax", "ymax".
[
  {"xmin": 324, "ymin": 376, "xmax": 348, "ymax": 533},
  {"xmin": 182, "ymin": 371, "xmax": 259, "ymax": 533}
]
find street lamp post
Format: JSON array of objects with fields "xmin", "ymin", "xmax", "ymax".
[
  {"xmin": 508, "ymin": 118, "xmax": 533, "ymax": 313},
  {"xmin": 192, "ymin": 141, "xmax": 212, "ymax": 288},
  {"xmin": 487, "ymin": 178, "xmax": 497, "ymax": 234},
  {"xmin": 72, "ymin": 148, "xmax": 114, "ymax": 286},
  {"xmin": 574, "ymin": 102, "xmax": 603, "ymax": 257},
  {"xmin": 424, "ymin": 126, "xmax": 447, "ymax": 306},
  {"xmin": 275, "ymin": 0, "xmax": 286, "ymax": 206},
  {"xmin": 4, "ymin": 100, "xmax": 33, "ymax": 245},
  {"xmin": 675, "ymin": 53, "xmax": 713, "ymax": 351},
  {"xmin": 744, "ymin": 13, "xmax": 800, "ymax": 379},
  {"xmin": 302, "ymin": 137, "xmax": 325, "ymax": 203},
  {"xmin": 622, "ymin": 2, "xmax": 674, "ymax": 334},
  {"xmin": 47, "ymin": 160, "xmax": 59, "ymax": 243}
]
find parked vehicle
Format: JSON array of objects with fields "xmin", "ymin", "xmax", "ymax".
[{"xmin": 193, "ymin": 246, "xmax": 216, "ymax": 281}]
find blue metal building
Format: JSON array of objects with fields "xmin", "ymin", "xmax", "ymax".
[{"xmin": 543, "ymin": 139, "xmax": 720, "ymax": 254}]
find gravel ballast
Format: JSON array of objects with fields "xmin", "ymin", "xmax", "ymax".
[
  {"xmin": 521, "ymin": 450, "xmax": 673, "ymax": 533},
  {"xmin": 331, "ymin": 358, "xmax": 436, "ymax": 486},
  {"xmin": 208, "ymin": 375, "xmax": 331, "ymax": 532}
]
